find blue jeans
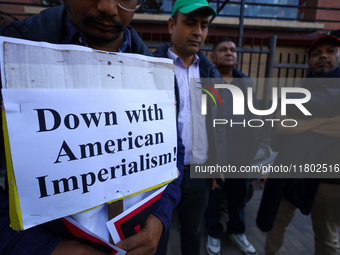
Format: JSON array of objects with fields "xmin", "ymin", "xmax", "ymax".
[{"xmin": 205, "ymin": 178, "xmax": 250, "ymax": 238}]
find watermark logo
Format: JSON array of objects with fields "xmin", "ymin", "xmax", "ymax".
[
  {"xmin": 197, "ymin": 82, "xmax": 222, "ymax": 115},
  {"xmin": 199, "ymin": 82, "xmax": 312, "ymax": 128}
]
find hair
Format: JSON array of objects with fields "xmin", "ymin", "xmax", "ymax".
[
  {"xmin": 172, "ymin": 11, "xmax": 179, "ymax": 24},
  {"xmin": 212, "ymin": 37, "xmax": 235, "ymax": 52},
  {"xmin": 172, "ymin": 8, "xmax": 211, "ymax": 24}
]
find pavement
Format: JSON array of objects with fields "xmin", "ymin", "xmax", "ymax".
[
  {"xmin": 167, "ymin": 180, "xmax": 318, "ymax": 255},
  {"xmin": 0, "ymin": 174, "xmax": 337, "ymax": 255}
]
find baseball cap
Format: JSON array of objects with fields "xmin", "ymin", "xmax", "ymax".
[
  {"xmin": 307, "ymin": 35, "xmax": 340, "ymax": 55},
  {"xmin": 171, "ymin": 0, "xmax": 217, "ymax": 17}
]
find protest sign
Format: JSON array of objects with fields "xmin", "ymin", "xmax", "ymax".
[{"xmin": 0, "ymin": 36, "xmax": 178, "ymax": 230}]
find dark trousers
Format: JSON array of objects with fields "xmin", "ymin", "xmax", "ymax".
[
  {"xmin": 205, "ymin": 178, "xmax": 250, "ymax": 238},
  {"xmin": 156, "ymin": 169, "xmax": 211, "ymax": 255},
  {"xmin": 179, "ymin": 169, "xmax": 211, "ymax": 255}
]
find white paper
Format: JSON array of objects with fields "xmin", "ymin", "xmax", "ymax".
[
  {"xmin": 63, "ymin": 216, "xmax": 126, "ymax": 255},
  {"xmin": 106, "ymin": 185, "xmax": 167, "ymax": 244},
  {"xmin": 0, "ymin": 36, "xmax": 178, "ymax": 230}
]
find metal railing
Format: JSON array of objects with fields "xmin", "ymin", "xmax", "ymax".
[
  {"xmin": 1, "ymin": 0, "xmax": 340, "ymax": 25},
  {"xmin": 208, "ymin": 0, "xmax": 340, "ymax": 24}
]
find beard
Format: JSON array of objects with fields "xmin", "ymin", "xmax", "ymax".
[
  {"xmin": 311, "ymin": 61, "xmax": 338, "ymax": 76},
  {"xmin": 82, "ymin": 15, "xmax": 124, "ymax": 43}
]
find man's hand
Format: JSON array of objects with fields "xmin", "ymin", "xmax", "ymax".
[
  {"xmin": 51, "ymin": 239, "xmax": 108, "ymax": 255},
  {"xmin": 115, "ymin": 214, "xmax": 163, "ymax": 255},
  {"xmin": 311, "ymin": 115, "xmax": 340, "ymax": 137},
  {"xmin": 211, "ymin": 177, "xmax": 224, "ymax": 190},
  {"xmin": 275, "ymin": 110, "xmax": 340, "ymax": 136}
]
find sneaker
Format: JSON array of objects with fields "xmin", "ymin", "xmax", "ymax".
[
  {"xmin": 206, "ymin": 235, "xmax": 221, "ymax": 255},
  {"xmin": 228, "ymin": 233, "xmax": 258, "ymax": 255}
]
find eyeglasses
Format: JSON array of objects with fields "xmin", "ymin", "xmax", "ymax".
[{"xmin": 118, "ymin": 0, "xmax": 144, "ymax": 11}]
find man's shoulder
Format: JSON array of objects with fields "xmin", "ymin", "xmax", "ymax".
[
  {"xmin": 233, "ymin": 68, "xmax": 249, "ymax": 78},
  {"xmin": 153, "ymin": 43, "xmax": 172, "ymax": 58},
  {"xmin": 127, "ymin": 26, "xmax": 152, "ymax": 56},
  {"xmin": 197, "ymin": 50, "xmax": 213, "ymax": 67},
  {"xmin": 0, "ymin": 5, "xmax": 65, "ymax": 43},
  {"xmin": 196, "ymin": 51, "xmax": 221, "ymax": 79}
]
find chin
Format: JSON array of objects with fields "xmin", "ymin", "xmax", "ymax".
[
  {"xmin": 313, "ymin": 67, "xmax": 335, "ymax": 76},
  {"xmin": 85, "ymin": 29, "xmax": 123, "ymax": 44},
  {"xmin": 221, "ymin": 62, "xmax": 234, "ymax": 68}
]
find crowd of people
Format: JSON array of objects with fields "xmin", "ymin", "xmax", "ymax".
[{"xmin": 0, "ymin": 0, "xmax": 339, "ymax": 255}]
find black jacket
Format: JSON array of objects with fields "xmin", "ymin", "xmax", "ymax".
[
  {"xmin": 256, "ymin": 67, "xmax": 340, "ymax": 232},
  {"xmin": 153, "ymin": 43, "xmax": 229, "ymax": 168},
  {"xmin": 154, "ymin": 44, "xmax": 260, "ymax": 168}
]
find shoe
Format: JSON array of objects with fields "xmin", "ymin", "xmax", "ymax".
[
  {"xmin": 206, "ymin": 235, "xmax": 221, "ymax": 255},
  {"xmin": 228, "ymin": 233, "xmax": 258, "ymax": 255}
]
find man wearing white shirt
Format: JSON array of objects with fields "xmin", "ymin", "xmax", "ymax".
[{"xmin": 153, "ymin": 0, "xmax": 227, "ymax": 254}]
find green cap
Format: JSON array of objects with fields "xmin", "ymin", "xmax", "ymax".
[{"xmin": 171, "ymin": 0, "xmax": 217, "ymax": 17}]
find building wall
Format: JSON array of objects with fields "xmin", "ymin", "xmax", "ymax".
[
  {"xmin": 316, "ymin": 0, "xmax": 340, "ymax": 30},
  {"xmin": 0, "ymin": 0, "xmax": 42, "ymax": 26}
]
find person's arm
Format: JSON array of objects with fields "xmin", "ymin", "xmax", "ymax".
[
  {"xmin": 276, "ymin": 110, "xmax": 340, "ymax": 137},
  {"xmin": 51, "ymin": 239, "xmax": 109, "ymax": 255},
  {"xmin": 310, "ymin": 115, "xmax": 340, "ymax": 137},
  {"xmin": 276, "ymin": 115, "xmax": 328, "ymax": 134},
  {"xmin": 285, "ymin": 87, "xmax": 340, "ymax": 118},
  {"xmin": 115, "ymin": 119, "xmax": 185, "ymax": 255}
]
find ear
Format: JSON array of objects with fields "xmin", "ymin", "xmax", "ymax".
[
  {"xmin": 168, "ymin": 17, "xmax": 175, "ymax": 35},
  {"xmin": 306, "ymin": 58, "xmax": 310, "ymax": 68},
  {"xmin": 210, "ymin": 53, "xmax": 214, "ymax": 62}
]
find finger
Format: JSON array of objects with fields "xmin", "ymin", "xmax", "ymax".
[
  {"xmin": 211, "ymin": 179, "xmax": 218, "ymax": 190},
  {"xmin": 115, "ymin": 232, "xmax": 144, "ymax": 252},
  {"xmin": 219, "ymin": 172, "xmax": 225, "ymax": 182},
  {"xmin": 116, "ymin": 214, "xmax": 162, "ymax": 254}
]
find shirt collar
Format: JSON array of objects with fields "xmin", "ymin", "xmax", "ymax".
[
  {"xmin": 167, "ymin": 47, "xmax": 200, "ymax": 68},
  {"xmin": 62, "ymin": 14, "xmax": 87, "ymax": 46},
  {"xmin": 62, "ymin": 14, "xmax": 131, "ymax": 53},
  {"xmin": 120, "ymin": 29, "xmax": 132, "ymax": 53}
]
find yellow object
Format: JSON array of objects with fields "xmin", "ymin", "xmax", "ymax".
[{"xmin": 2, "ymin": 109, "xmax": 23, "ymax": 230}]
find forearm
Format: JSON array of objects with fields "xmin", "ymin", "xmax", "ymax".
[
  {"xmin": 51, "ymin": 239, "xmax": 109, "ymax": 255},
  {"xmin": 276, "ymin": 117, "xmax": 327, "ymax": 134},
  {"xmin": 285, "ymin": 88, "xmax": 340, "ymax": 118},
  {"xmin": 275, "ymin": 109, "xmax": 328, "ymax": 134},
  {"xmin": 277, "ymin": 114, "xmax": 340, "ymax": 136},
  {"xmin": 311, "ymin": 122, "xmax": 340, "ymax": 137}
]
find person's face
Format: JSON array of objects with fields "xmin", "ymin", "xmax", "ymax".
[
  {"xmin": 211, "ymin": 41, "xmax": 237, "ymax": 68},
  {"xmin": 307, "ymin": 42, "xmax": 340, "ymax": 76},
  {"xmin": 64, "ymin": 0, "xmax": 135, "ymax": 44},
  {"xmin": 168, "ymin": 10, "xmax": 210, "ymax": 58}
]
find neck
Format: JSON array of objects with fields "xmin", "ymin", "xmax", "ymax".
[
  {"xmin": 218, "ymin": 66, "xmax": 234, "ymax": 83},
  {"xmin": 87, "ymin": 33, "xmax": 124, "ymax": 52},
  {"xmin": 171, "ymin": 48, "xmax": 195, "ymax": 68}
]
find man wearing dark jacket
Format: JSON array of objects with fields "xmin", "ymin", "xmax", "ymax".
[
  {"xmin": 153, "ymin": 1, "xmax": 228, "ymax": 254},
  {"xmin": 256, "ymin": 35, "xmax": 340, "ymax": 255},
  {"xmin": 0, "ymin": 1, "xmax": 184, "ymax": 254},
  {"xmin": 204, "ymin": 37, "xmax": 259, "ymax": 255}
]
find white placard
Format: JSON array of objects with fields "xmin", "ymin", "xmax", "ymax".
[{"xmin": 0, "ymin": 36, "xmax": 178, "ymax": 230}]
